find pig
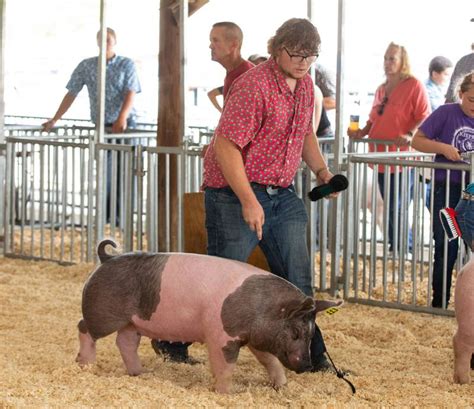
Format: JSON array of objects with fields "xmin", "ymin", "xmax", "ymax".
[
  {"xmin": 76, "ymin": 239, "xmax": 342, "ymax": 393},
  {"xmin": 453, "ymin": 258, "xmax": 474, "ymax": 384}
]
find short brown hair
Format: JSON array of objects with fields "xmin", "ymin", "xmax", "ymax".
[
  {"xmin": 96, "ymin": 27, "xmax": 116, "ymax": 41},
  {"xmin": 212, "ymin": 22, "xmax": 243, "ymax": 47},
  {"xmin": 459, "ymin": 71, "xmax": 474, "ymax": 94},
  {"xmin": 267, "ymin": 18, "xmax": 321, "ymax": 57},
  {"xmin": 428, "ymin": 56, "xmax": 453, "ymax": 76}
]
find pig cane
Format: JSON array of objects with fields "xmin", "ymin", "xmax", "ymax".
[{"xmin": 325, "ymin": 349, "xmax": 356, "ymax": 394}]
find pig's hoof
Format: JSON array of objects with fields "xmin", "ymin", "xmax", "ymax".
[
  {"xmin": 76, "ymin": 353, "xmax": 95, "ymax": 366},
  {"xmin": 453, "ymin": 373, "xmax": 471, "ymax": 384},
  {"xmin": 271, "ymin": 380, "xmax": 287, "ymax": 391},
  {"xmin": 213, "ymin": 384, "xmax": 231, "ymax": 394}
]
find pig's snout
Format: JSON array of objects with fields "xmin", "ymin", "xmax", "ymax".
[{"xmin": 287, "ymin": 351, "xmax": 313, "ymax": 373}]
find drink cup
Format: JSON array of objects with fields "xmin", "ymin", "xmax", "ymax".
[{"xmin": 349, "ymin": 115, "xmax": 359, "ymax": 131}]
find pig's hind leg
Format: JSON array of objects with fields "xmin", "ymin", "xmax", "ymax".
[
  {"xmin": 116, "ymin": 324, "xmax": 143, "ymax": 376},
  {"xmin": 248, "ymin": 346, "xmax": 287, "ymax": 389},
  {"xmin": 453, "ymin": 332, "xmax": 472, "ymax": 384},
  {"xmin": 76, "ymin": 319, "xmax": 97, "ymax": 366}
]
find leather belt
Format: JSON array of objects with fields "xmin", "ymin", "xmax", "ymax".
[{"xmin": 251, "ymin": 182, "xmax": 283, "ymax": 195}]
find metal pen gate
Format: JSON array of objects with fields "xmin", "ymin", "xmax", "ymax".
[{"xmin": 2, "ymin": 132, "xmax": 472, "ymax": 316}]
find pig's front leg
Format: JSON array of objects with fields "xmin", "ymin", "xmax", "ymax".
[
  {"xmin": 207, "ymin": 341, "xmax": 239, "ymax": 393},
  {"xmin": 248, "ymin": 346, "xmax": 287, "ymax": 389},
  {"xmin": 116, "ymin": 324, "xmax": 143, "ymax": 376},
  {"xmin": 453, "ymin": 332, "xmax": 472, "ymax": 384}
]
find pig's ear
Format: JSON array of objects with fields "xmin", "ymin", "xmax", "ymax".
[
  {"xmin": 281, "ymin": 297, "xmax": 316, "ymax": 319},
  {"xmin": 314, "ymin": 299, "xmax": 344, "ymax": 314}
]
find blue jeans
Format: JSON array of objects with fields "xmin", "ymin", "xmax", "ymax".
[
  {"xmin": 205, "ymin": 184, "xmax": 326, "ymax": 359},
  {"xmin": 455, "ymin": 195, "xmax": 474, "ymax": 252},
  {"xmin": 377, "ymin": 170, "xmax": 414, "ymax": 252},
  {"xmin": 432, "ymin": 182, "xmax": 462, "ymax": 308},
  {"xmin": 105, "ymin": 117, "xmax": 137, "ymax": 224}
]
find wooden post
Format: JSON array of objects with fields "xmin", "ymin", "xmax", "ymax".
[
  {"xmin": 157, "ymin": 0, "xmax": 181, "ymax": 251},
  {"xmin": 157, "ymin": 0, "xmax": 208, "ymax": 252}
]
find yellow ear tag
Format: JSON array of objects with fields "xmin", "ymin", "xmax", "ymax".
[{"xmin": 325, "ymin": 307, "xmax": 339, "ymax": 316}]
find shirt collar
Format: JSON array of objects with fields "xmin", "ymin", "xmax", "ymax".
[
  {"xmin": 268, "ymin": 57, "xmax": 308, "ymax": 97},
  {"xmin": 269, "ymin": 57, "xmax": 293, "ymax": 96},
  {"xmin": 106, "ymin": 54, "xmax": 118, "ymax": 65}
]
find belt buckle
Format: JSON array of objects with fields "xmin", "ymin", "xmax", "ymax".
[
  {"xmin": 463, "ymin": 192, "xmax": 474, "ymax": 201},
  {"xmin": 266, "ymin": 185, "xmax": 279, "ymax": 195}
]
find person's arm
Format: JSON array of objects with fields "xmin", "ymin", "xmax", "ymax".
[
  {"xmin": 207, "ymin": 87, "xmax": 223, "ymax": 113},
  {"xmin": 393, "ymin": 127, "xmax": 417, "ymax": 147},
  {"xmin": 42, "ymin": 92, "xmax": 76, "ymax": 131},
  {"xmin": 112, "ymin": 90, "xmax": 136, "ymax": 133},
  {"xmin": 213, "ymin": 135, "xmax": 264, "ymax": 240},
  {"xmin": 313, "ymin": 85, "xmax": 323, "ymax": 133},
  {"xmin": 323, "ymin": 96, "xmax": 336, "ymax": 111},
  {"xmin": 411, "ymin": 129, "xmax": 461, "ymax": 161},
  {"xmin": 302, "ymin": 130, "xmax": 334, "ymax": 186}
]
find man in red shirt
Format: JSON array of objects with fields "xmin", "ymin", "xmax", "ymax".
[
  {"xmin": 203, "ymin": 18, "xmax": 335, "ymax": 372},
  {"xmin": 206, "ymin": 22, "xmax": 255, "ymax": 112},
  {"xmin": 153, "ymin": 21, "xmax": 256, "ymax": 365}
]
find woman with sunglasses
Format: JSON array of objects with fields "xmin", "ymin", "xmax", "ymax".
[
  {"xmin": 347, "ymin": 42, "xmax": 430, "ymax": 254},
  {"xmin": 411, "ymin": 71, "xmax": 474, "ymax": 309}
]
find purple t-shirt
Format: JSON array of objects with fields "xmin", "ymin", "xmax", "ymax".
[{"xmin": 419, "ymin": 103, "xmax": 474, "ymax": 184}]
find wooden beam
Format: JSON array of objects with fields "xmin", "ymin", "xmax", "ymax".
[
  {"xmin": 168, "ymin": 0, "xmax": 208, "ymax": 22},
  {"xmin": 157, "ymin": 0, "xmax": 179, "ymax": 251},
  {"xmin": 157, "ymin": 0, "xmax": 208, "ymax": 252}
]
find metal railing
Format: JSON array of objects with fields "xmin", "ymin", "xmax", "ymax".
[
  {"xmin": 2, "ymin": 130, "xmax": 472, "ymax": 316},
  {"xmin": 338, "ymin": 150, "xmax": 473, "ymax": 316}
]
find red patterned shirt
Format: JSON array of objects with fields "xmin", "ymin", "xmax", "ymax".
[{"xmin": 203, "ymin": 58, "xmax": 315, "ymax": 189}]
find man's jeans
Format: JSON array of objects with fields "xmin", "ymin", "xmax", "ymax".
[
  {"xmin": 105, "ymin": 117, "xmax": 137, "ymax": 224},
  {"xmin": 205, "ymin": 184, "xmax": 313, "ymax": 295},
  {"xmin": 205, "ymin": 184, "xmax": 326, "ymax": 359},
  {"xmin": 432, "ymin": 182, "xmax": 462, "ymax": 308},
  {"xmin": 455, "ymin": 194, "xmax": 474, "ymax": 252},
  {"xmin": 377, "ymin": 170, "xmax": 414, "ymax": 252}
]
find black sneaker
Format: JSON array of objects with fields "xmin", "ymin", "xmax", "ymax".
[
  {"xmin": 311, "ymin": 355, "xmax": 334, "ymax": 373},
  {"xmin": 151, "ymin": 340, "xmax": 201, "ymax": 365}
]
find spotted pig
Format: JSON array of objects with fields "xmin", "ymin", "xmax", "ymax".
[{"xmin": 76, "ymin": 239, "xmax": 341, "ymax": 393}]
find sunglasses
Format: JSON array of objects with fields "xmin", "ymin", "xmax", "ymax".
[
  {"xmin": 377, "ymin": 96, "xmax": 388, "ymax": 115},
  {"xmin": 283, "ymin": 47, "xmax": 319, "ymax": 64}
]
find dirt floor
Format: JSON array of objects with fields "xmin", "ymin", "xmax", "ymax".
[{"xmin": 1, "ymin": 256, "xmax": 473, "ymax": 408}]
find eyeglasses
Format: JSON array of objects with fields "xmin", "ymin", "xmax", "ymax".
[
  {"xmin": 377, "ymin": 96, "xmax": 388, "ymax": 115},
  {"xmin": 283, "ymin": 47, "xmax": 319, "ymax": 64}
]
